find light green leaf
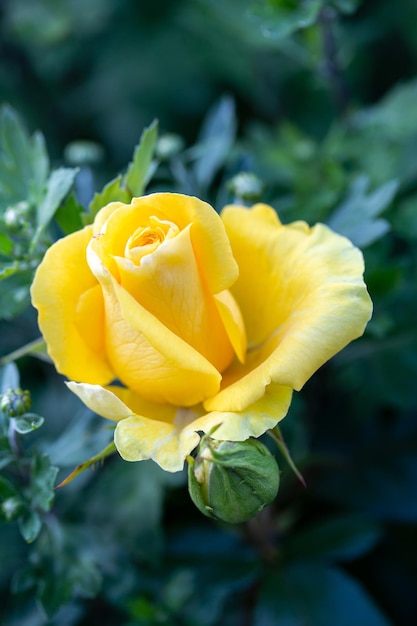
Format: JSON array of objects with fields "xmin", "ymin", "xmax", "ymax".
[
  {"xmin": 125, "ymin": 119, "xmax": 159, "ymax": 196},
  {"xmin": 193, "ymin": 96, "xmax": 236, "ymax": 191},
  {"xmin": 13, "ymin": 413, "xmax": 44, "ymax": 435},
  {"xmin": 88, "ymin": 174, "xmax": 130, "ymax": 222},
  {"xmin": 328, "ymin": 176, "xmax": 398, "ymax": 247},
  {"xmin": 0, "ymin": 105, "xmax": 49, "ymax": 209},
  {"xmin": 36, "ymin": 167, "xmax": 78, "ymax": 232}
]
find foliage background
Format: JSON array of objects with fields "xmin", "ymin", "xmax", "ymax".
[{"xmin": 1, "ymin": 0, "xmax": 417, "ymax": 624}]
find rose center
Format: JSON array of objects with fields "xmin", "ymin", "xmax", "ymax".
[{"xmin": 125, "ymin": 216, "xmax": 179, "ymax": 264}]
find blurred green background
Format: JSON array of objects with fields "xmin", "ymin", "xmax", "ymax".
[{"xmin": 1, "ymin": 0, "xmax": 417, "ymax": 624}]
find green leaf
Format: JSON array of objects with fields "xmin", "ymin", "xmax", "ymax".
[
  {"xmin": 247, "ymin": 1, "xmax": 323, "ymax": 41},
  {"xmin": 54, "ymin": 192, "xmax": 85, "ymax": 234},
  {"xmin": 0, "ymin": 475, "xmax": 19, "ymax": 500},
  {"xmin": 283, "ymin": 517, "xmax": 382, "ymax": 563},
  {"xmin": 255, "ymin": 564, "xmax": 392, "ymax": 626},
  {"xmin": 88, "ymin": 174, "xmax": 131, "ymax": 221},
  {"xmin": 0, "ymin": 105, "xmax": 49, "ymax": 209},
  {"xmin": 29, "ymin": 453, "xmax": 58, "ymax": 512},
  {"xmin": 13, "ymin": 413, "xmax": 44, "ymax": 435},
  {"xmin": 0, "ymin": 232, "xmax": 14, "ymax": 257},
  {"xmin": 125, "ymin": 119, "xmax": 159, "ymax": 196},
  {"xmin": 193, "ymin": 95, "xmax": 236, "ymax": 191},
  {"xmin": 328, "ymin": 176, "xmax": 398, "ymax": 247},
  {"xmin": 18, "ymin": 509, "xmax": 42, "ymax": 543},
  {"xmin": 35, "ymin": 167, "xmax": 78, "ymax": 233}
]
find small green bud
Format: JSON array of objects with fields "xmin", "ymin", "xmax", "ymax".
[
  {"xmin": 228, "ymin": 172, "xmax": 264, "ymax": 204},
  {"xmin": 188, "ymin": 437, "xmax": 279, "ymax": 524},
  {"xmin": 3, "ymin": 202, "xmax": 31, "ymax": 233},
  {"xmin": 0, "ymin": 388, "xmax": 31, "ymax": 417},
  {"xmin": 2, "ymin": 496, "xmax": 22, "ymax": 521},
  {"xmin": 155, "ymin": 133, "xmax": 185, "ymax": 160},
  {"xmin": 64, "ymin": 140, "xmax": 105, "ymax": 166}
]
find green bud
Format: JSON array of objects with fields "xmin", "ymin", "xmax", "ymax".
[
  {"xmin": 188, "ymin": 437, "xmax": 279, "ymax": 524},
  {"xmin": 0, "ymin": 388, "xmax": 31, "ymax": 417},
  {"xmin": 155, "ymin": 133, "xmax": 185, "ymax": 160},
  {"xmin": 3, "ymin": 202, "xmax": 31, "ymax": 233},
  {"xmin": 2, "ymin": 496, "xmax": 22, "ymax": 521},
  {"xmin": 228, "ymin": 172, "xmax": 264, "ymax": 204},
  {"xmin": 64, "ymin": 140, "xmax": 105, "ymax": 166}
]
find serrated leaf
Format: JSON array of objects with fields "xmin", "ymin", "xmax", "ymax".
[
  {"xmin": 0, "ymin": 106, "xmax": 49, "ymax": 210},
  {"xmin": 88, "ymin": 174, "xmax": 131, "ymax": 221},
  {"xmin": 13, "ymin": 413, "xmax": 44, "ymax": 434},
  {"xmin": 30, "ymin": 454, "xmax": 58, "ymax": 512},
  {"xmin": 18, "ymin": 509, "xmax": 42, "ymax": 543},
  {"xmin": 328, "ymin": 176, "xmax": 398, "ymax": 247},
  {"xmin": 125, "ymin": 119, "xmax": 158, "ymax": 196},
  {"xmin": 36, "ymin": 167, "xmax": 78, "ymax": 232}
]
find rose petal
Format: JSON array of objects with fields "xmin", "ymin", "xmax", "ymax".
[
  {"xmin": 30, "ymin": 227, "xmax": 114, "ymax": 384},
  {"xmin": 191, "ymin": 382, "xmax": 293, "ymax": 441},
  {"xmin": 87, "ymin": 243, "xmax": 222, "ymax": 406},
  {"xmin": 92, "ymin": 193, "xmax": 239, "ymax": 293},
  {"xmin": 112, "ymin": 224, "xmax": 236, "ymax": 373},
  {"xmin": 205, "ymin": 204, "xmax": 373, "ymax": 412}
]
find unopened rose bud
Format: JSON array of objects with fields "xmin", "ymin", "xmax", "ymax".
[
  {"xmin": 0, "ymin": 388, "xmax": 31, "ymax": 417},
  {"xmin": 228, "ymin": 172, "xmax": 264, "ymax": 203},
  {"xmin": 188, "ymin": 437, "xmax": 280, "ymax": 524}
]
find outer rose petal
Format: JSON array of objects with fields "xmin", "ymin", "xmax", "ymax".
[
  {"xmin": 67, "ymin": 381, "xmax": 292, "ymax": 471},
  {"xmin": 30, "ymin": 227, "xmax": 114, "ymax": 384},
  {"xmin": 205, "ymin": 204, "xmax": 373, "ymax": 412},
  {"xmin": 191, "ymin": 382, "xmax": 293, "ymax": 442}
]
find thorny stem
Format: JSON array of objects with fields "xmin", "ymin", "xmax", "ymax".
[{"xmin": 318, "ymin": 7, "xmax": 350, "ymax": 116}]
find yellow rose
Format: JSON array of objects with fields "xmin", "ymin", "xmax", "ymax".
[{"xmin": 30, "ymin": 193, "xmax": 372, "ymax": 471}]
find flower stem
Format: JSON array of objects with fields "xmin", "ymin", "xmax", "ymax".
[{"xmin": 0, "ymin": 337, "xmax": 49, "ymax": 366}]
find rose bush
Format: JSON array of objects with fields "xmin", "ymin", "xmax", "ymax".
[{"xmin": 30, "ymin": 193, "xmax": 372, "ymax": 471}]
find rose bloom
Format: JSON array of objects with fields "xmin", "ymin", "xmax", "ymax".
[{"xmin": 31, "ymin": 193, "xmax": 372, "ymax": 471}]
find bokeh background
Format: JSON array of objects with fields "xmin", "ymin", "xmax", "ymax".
[{"xmin": 1, "ymin": 0, "xmax": 417, "ymax": 624}]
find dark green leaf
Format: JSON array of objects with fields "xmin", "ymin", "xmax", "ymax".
[
  {"xmin": 54, "ymin": 192, "xmax": 85, "ymax": 234},
  {"xmin": 255, "ymin": 564, "xmax": 392, "ymax": 626},
  {"xmin": 29, "ymin": 453, "xmax": 58, "ymax": 512},
  {"xmin": 18, "ymin": 509, "xmax": 42, "ymax": 543},
  {"xmin": 247, "ymin": 1, "xmax": 323, "ymax": 41},
  {"xmin": 0, "ymin": 475, "xmax": 19, "ymax": 500},
  {"xmin": 125, "ymin": 119, "xmax": 159, "ymax": 196},
  {"xmin": 283, "ymin": 517, "xmax": 382, "ymax": 563}
]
